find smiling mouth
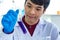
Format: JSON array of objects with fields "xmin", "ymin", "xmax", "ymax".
[{"xmin": 27, "ymin": 15, "xmax": 35, "ymax": 19}]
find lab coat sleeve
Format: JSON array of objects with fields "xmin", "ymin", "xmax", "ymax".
[
  {"xmin": 0, "ymin": 27, "xmax": 14, "ymax": 40},
  {"xmin": 51, "ymin": 24, "xmax": 59, "ymax": 40}
]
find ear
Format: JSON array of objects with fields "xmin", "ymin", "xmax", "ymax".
[{"xmin": 43, "ymin": 9, "xmax": 46, "ymax": 14}]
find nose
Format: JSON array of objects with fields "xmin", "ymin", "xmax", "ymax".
[{"xmin": 30, "ymin": 8, "xmax": 35, "ymax": 15}]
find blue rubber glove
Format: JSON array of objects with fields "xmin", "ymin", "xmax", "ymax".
[{"xmin": 1, "ymin": 9, "xmax": 19, "ymax": 34}]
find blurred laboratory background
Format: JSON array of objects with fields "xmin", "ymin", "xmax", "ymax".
[{"xmin": 0, "ymin": 0, "xmax": 60, "ymax": 40}]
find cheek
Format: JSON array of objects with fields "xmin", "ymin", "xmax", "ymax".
[
  {"xmin": 25, "ymin": 6, "xmax": 30, "ymax": 12},
  {"xmin": 24, "ymin": 7, "xmax": 29, "ymax": 15},
  {"xmin": 36, "ymin": 12, "xmax": 43, "ymax": 18},
  {"xmin": 24, "ymin": 7, "xmax": 28, "ymax": 15}
]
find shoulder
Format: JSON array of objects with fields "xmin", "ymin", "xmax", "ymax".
[
  {"xmin": 39, "ymin": 19, "xmax": 55, "ymax": 27},
  {"xmin": 39, "ymin": 19, "xmax": 58, "ymax": 33},
  {"xmin": 40, "ymin": 19, "xmax": 57, "ymax": 28}
]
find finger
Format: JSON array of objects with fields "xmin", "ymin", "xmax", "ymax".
[
  {"xmin": 1, "ymin": 15, "xmax": 10, "ymax": 28},
  {"xmin": 14, "ymin": 9, "xmax": 19, "ymax": 16},
  {"xmin": 7, "ymin": 9, "xmax": 17, "ymax": 17},
  {"xmin": 2, "ymin": 15, "xmax": 10, "ymax": 22},
  {"xmin": 9, "ymin": 13, "xmax": 17, "ymax": 21}
]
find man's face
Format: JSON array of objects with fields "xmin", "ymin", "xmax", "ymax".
[{"xmin": 24, "ymin": 0, "xmax": 44, "ymax": 23}]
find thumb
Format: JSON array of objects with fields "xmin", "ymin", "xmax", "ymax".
[{"xmin": 15, "ymin": 9, "xmax": 19, "ymax": 14}]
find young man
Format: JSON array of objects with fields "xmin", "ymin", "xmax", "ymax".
[{"xmin": 0, "ymin": 0, "xmax": 58, "ymax": 40}]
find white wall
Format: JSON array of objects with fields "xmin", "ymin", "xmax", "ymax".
[
  {"xmin": 0, "ymin": 0, "xmax": 60, "ymax": 16},
  {"xmin": 44, "ymin": 0, "xmax": 60, "ymax": 15},
  {"xmin": 0, "ymin": 0, "xmax": 25, "ymax": 16}
]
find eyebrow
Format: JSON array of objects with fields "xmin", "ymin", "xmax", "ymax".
[
  {"xmin": 27, "ymin": 2, "xmax": 32, "ymax": 5},
  {"xmin": 27, "ymin": 2, "xmax": 43, "ymax": 8},
  {"xmin": 37, "ymin": 6, "xmax": 42, "ymax": 8}
]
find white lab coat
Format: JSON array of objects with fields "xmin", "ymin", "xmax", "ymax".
[{"xmin": 0, "ymin": 17, "xmax": 58, "ymax": 40}]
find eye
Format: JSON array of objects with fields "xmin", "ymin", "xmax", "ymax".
[
  {"xmin": 27, "ymin": 5, "xmax": 31, "ymax": 8},
  {"xmin": 36, "ymin": 8, "xmax": 41, "ymax": 11}
]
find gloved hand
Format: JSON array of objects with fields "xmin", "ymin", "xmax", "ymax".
[{"xmin": 1, "ymin": 9, "xmax": 19, "ymax": 34}]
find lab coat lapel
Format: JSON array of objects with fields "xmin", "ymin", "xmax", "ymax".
[
  {"xmin": 22, "ymin": 21, "xmax": 32, "ymax": 37},
  {"xmin": 33, "ymin": 19, "xmax": 46, "ymax": 37}
]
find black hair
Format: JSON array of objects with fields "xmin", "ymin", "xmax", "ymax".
[{"xmin": 25, "ymin": 0, "xmax": 50, "ymax": 10}]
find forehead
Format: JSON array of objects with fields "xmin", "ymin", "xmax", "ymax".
[{"xmin": 26, "ymin": 0, "xmax": 44, "ymax": 7}]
